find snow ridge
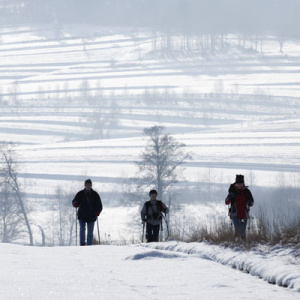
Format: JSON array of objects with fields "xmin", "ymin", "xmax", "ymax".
[{"xmin": 142, "ymin": 241, "xmax": 300, "ymax": 292}]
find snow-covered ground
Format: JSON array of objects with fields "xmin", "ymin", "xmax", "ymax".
[
  {"xmin": 144, "ymin": 241, "xmax": 300, "ymax": 292},
  {"xmin": 0, "ymin": 243, "xmax": 299, "ymax": 300}
]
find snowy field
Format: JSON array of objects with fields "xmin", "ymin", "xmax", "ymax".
[
  {"xmin": 0, "ymin": 25, "xmax": 300, "ymax": 243},
  {"xmin": 0, "ymin": 243, "xmax": 299, "ymax": 300},
  {"xmin": 1, "ymin": 26, "xmax": 300, "ymax": 99}
]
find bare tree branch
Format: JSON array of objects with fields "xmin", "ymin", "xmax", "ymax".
[{"xmin": 136, "ymin": 126, "xmax": 192, "ymax": 199}]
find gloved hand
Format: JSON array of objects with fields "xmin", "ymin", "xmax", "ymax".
[
  {"xmin": 94, "ymin": 211, "xmax": 100, "ymax": 217},
  {"xmin": 73, "ymin": 201, "xmax": 79, "ymax": 208}
]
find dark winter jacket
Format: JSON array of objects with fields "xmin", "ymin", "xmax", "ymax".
[
  {"xmin": 225, "ymin": 184, "xmax": 254, "ymax": 219},
  {"xmin": 72, "ymin": 189, "xmax": 103, "ymax": 223},
  {"xmin": 141, "ymin": 200, "xmax": 169, "ymax": 226}
]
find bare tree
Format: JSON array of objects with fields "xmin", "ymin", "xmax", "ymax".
[
  {"xmin": 10, "ymin": 82, "xmax": 19, "ymax": 106},
  {"xmin": 0, "ymin": 144, "xmax": 33, "ymax": 245},
  {"xmin": 136, "ymin": 126, "xmax": 191, "ymax": 200},
  {"xmin": 55, "ymin": 186, "xmax": 66, "ymax": 246},
  {"xmin": 36, "ymin": 224, "xmax": 46, "ymax": 246},
  {"xmin": 55, "ymin": 186, "xmax": 76, "ymax": 246},
  {"xmin": 278, "ymin": 35, "xmax": 285, "ymax": 53},
  {"xmin": 80, "ymin": 80, "xmax": 91, "ymax": 102},
  {"xmin": 86, "ymin": 98, "xmax": 119, "ymax": 139},
  {"xmin": 53, "ymin": 19, "xmax": 64, "ymax": 41},
  {"xmin": 0, "ymin": 180, "xmax": 23, "ymax": 243},
  {"xmin": 87, "ymin": 104, "xmax": 109, "ymax": 139}
]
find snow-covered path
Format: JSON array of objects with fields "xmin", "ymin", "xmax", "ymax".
[{"xmin": 0, "ymin": 244, "xmax": 298, "ymax": 300}]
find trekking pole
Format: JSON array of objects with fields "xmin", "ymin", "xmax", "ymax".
[
  {"xmin": 96, "ymin": 217, "xmax": 100, "ymax": 245},
  {"xmin": 247, "ymin": 206, "xmax": 251, "ymax": 231},
  {"xmin": 142, "ymin": 222, "xmax": 145, "ymax": 243},
  {"xmin": 162, "ymin": 214, "xmax": 170, "ymax": 240},
  {"xmin": 160, "ymin": 217, "xmax": 164, "ymax": 242},
  {"xmin": 228, "ymin": 205, "xmax": 233, "ymax": 227},
  {"xmin": 75, "ymin": 207, "xmax": 78, "ymax": 246},
  {"xmin": 248, "ymin": 214, "xmax": 251, "ymax": 231}
]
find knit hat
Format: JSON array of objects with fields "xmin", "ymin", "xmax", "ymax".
[
  {"xmin": 235, "ymin": 174, "xmax": 244, "ymax": 184},
  {"xmin": 149, "ymin": 189, "xmax": 158, "ymax": 196},
  {"xmin": 85, "ymin": 179, "xmax": 92, "ymax": 186}
]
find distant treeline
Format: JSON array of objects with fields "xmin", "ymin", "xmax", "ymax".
[{"xmin": 0, "ymin": 0, "xmax": 300, "ymax": 38}]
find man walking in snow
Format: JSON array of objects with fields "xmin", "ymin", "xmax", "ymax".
[
  {"xmin": 72, "ymin": 179, "xmax": 103, "ymax": 246},
  {"xmin": 225, "ymin": 175, "xmax": 254, "ymax": 241},
  {"xmin": 141, "ymin": 190, "xmax": 169, "ymax": 243}
]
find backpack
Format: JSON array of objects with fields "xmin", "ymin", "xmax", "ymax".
[
  {"xmin": 145, "ymin": 200, "xmax": 163, "ymax": 220},
  {"xmin": 227, "ymin": 187, "xmax": 252, "ymax": 220}
]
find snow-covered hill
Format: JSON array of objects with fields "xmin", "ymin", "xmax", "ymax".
[
  {"xmin": 1, "ymin": 26, "xmax": 300, "ymax": 99},
  {"xmin": 1, "ymin": 25, "xmax": 300, "ymax": 243}
]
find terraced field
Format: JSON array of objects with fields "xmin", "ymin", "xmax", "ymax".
[{"xmin": 1, "ymin": 25, "xmax": 300, "ymax": 242}]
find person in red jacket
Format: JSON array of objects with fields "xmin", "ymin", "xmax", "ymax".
[{"xmin": 225, "ymin": 175, "xmax": 254, "ymax": 241}]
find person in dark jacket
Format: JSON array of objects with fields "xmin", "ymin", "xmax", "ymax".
[
  {"xmin": 225, "ymin": 174, "xmax": 254, "ymax": 241},
  {"xmin": 72, "ymin": 179, "xmax": 103, "ymax": 246},
  {"xmin": 141, "ymin": 190, "xmax": 169, "ymax": 243}
]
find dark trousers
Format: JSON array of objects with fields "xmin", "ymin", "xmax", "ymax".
[
  {"xmin": 232, "ymin": 217, "xmax": 247, "ymax": 239},
  {"xmin": 79, "ymin": 220, "xmax": 95, "ymax": 246},
  {"xmin": 146, "ymin": 223, "xmax": 160, "ymax": 243}
]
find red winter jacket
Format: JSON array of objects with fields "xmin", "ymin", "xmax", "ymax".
[{"xmin": 225, "ymin": 184, "xmax": 254, "ymax": 219}]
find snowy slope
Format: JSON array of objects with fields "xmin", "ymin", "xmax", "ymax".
[
  {"xmin": 0, "ymin": 243, "xmax": 299, "ymax": 300},
  {"xmin": 143, "ymin": 241, "xmax": 300, "ymax": 292}
]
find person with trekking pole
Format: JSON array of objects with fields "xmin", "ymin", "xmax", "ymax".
[
  {"xmin": 72, "ymin": 179, "xmax": 103, "ymax": 246},
  {"xmin": 141, "ymin": 190, "xmax": 169, "ymax": 243},
  {"xmin": 225, "ymin": 175, "xmax": 254, "ymax": 241}
]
